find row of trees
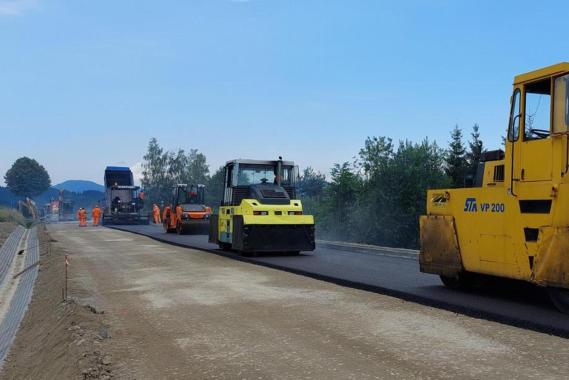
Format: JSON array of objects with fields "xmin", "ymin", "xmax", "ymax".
[
  {"xmin": 299, "ymin": 124, "xmax": 484, "ymax": 248},
  {"xmin": 141, "ymin": 138, "xmax": 224, "ymax": 206}
]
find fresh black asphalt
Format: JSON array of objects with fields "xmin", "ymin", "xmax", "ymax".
[{"xmin": 110, "ymin": 224, "xmax": 569, "ymax": 338}]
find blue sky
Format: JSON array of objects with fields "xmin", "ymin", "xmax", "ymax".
[{"xmin": 0, "ymin": 0, "xmax": 567, "ymax": 184}]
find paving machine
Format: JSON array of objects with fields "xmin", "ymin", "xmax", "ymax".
[
  {"xmin": 163, "ymin": 184, "xmax": 211, "ymax": 234},
  {"xmin": 102, "ymin": 166, "xmax": 149, "ymax": 225},
  {"xmin": 420, "ymin": 63, "xmax": 569, "ymax": 312},
  {"xmin": 208, "ymin": 158, "xmax": 315, "ymax": 254},
  {"xmin": 58, "ymin": 190, "xmax": 75, "ymax": 221}
]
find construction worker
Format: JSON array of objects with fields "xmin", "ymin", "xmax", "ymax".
[
  {"xmin": 152, "ymin": 203, "xmax": 161, "ymax": 224},
  {"xmin": 81, "ymin": 208, "xmax": 88, "ymax": 227},
  {"xmin": 77, "ymin": 208, "xmax": 87, "ymax": 227},
  {"xmin": 92, "ymin": 205, "xmax": 101, "ymax": 226}
]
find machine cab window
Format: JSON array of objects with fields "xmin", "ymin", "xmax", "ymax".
[
  {"xmin": 173, "ymin": 184, "xmax": 205, "ymax": 210},
  {"xmin": 524, "ymin": 78, "xmax": 552, "ymax": 140},
  {"xmin": 236, "ymin": 164, "xmax": 295, "ymax": 186},
  {"xmin": 237, "ymin": 165, "xmax": 279, "ymax": 185},
  {"xmin": 508, "ymin": 89, "xmax": 521, "ymax": 141},
  {"xmin": 226, "ymin": 164, "xmax": 234, "ymax": 186},
  {"xmin": 553, "ymin": 74, "xmax": 569, "ymax": 134}
]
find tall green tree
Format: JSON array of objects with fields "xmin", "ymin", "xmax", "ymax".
[
  {"xmin": 184, "ymin": 149, "xmax": 210, "ymax": 185},
  {"xmin": 465, "ymin": 123, "xmax": 484, "ymax": 183},
  {"xmin": 141, "ymin": 138, "xmax": 212, "ymax": 206},
  {"xmin": 358, "ymin": 136, "xmax": 393, "ymax": 178},
  {"xmin": 445, "ymin": 125, "xmax": 467, "ymax": 188},
  {"xmin": 328, "ymin": 163, "xmax": 360, "ymax": 215},
  {"xmin": 206, "ymin": 166, "xmax": 225, "ymax": 207},
  {"xmin": 319, "ymin": 162, "xmax": 361, "ymax": 240},
  {"xmin": 355, "ymin": 138, "xmax": 448, "ymax": 247},
  {"xmin": 354, "ymin": 136, "xmax": 395, "ymax": 244},
  {"xmin": 4, "ymin": 157, "xmax": 51, "ymax": 198},
  {"xmin": 167, "ymin": 149, "xmax": 188, "ymax": 184},
  {"xmin": 383, "ymin": 139, "xmax": 448, "ymax": 247},
  {"xmin": 298, "ymin": 167, "xmax": 326, "ymax": 199},
  {"xmin": 141, "ymin": 138, "xmax": 170, "ymax": 204}
]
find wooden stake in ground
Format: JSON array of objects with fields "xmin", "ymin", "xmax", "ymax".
[{"xmin": 64, "ymin": 254, "xmax": 69, "ymax": 301}]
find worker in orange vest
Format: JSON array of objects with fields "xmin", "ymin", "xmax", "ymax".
[
  {"xmin": 77, "ymin": 208, "xmax": 87, "ymax": 227},
  {"xmin": 152, "ymin": 204, "xmax": 161, "ymax": 224},
  {"xmin": 92, "ymin": 205, "xmax": 101, "ymax": 226},
  {"xmin": 81, "ymin": 208, "xmax": 87, "ymax": 227}
]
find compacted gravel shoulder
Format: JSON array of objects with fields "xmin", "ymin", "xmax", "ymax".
[
  {"xmin": 18, "ymin": 223, "xmax": 569, "ymax": 380},
  {"xmin": 0, "ymin": 224, "xmax": 115, "ymax": 380}
]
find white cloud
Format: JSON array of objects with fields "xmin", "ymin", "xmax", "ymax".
[{"xmin": 0, "ymin": 0, "xmax": 38, "ymax": 15}]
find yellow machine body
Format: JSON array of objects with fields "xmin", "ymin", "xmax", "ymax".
[
  {"xmin": 209, "ymin": 159, "xmax": 316, "ymax": 253},
  {"xmin": 421, "ymin": 63, "xmax": 569, "ymax": 292}
]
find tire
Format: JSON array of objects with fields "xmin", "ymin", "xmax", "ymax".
[
  {"xmin": 176, "ymin": 223, "xmax": 187, "ymax": 235},
  {"xmin": 440, "ymin": 273, "xmax": 472, "ymax": 289},
  {"xmin": 547, "ymin": 287, "xmax": 569, "ymax": 314},
  {"xmin": 218, "ymin": 242, "xmax": 232, "ymax": 251}
]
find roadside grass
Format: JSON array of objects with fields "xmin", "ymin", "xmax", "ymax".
[{"xmin": 0, "ymin": 207, "xmax": 27, "ymax": 225}]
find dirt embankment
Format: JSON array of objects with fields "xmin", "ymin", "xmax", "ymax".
[{"xmin": 0, "ymin": 225, "xmax": 116, "ymax": 380}]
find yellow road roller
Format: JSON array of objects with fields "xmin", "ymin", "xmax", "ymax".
[
  {"xmin": 209, "ymin": 158, "xmax": 315, "ymax": 254},
  {"xmin": 420, "ymin": 62, "xmax": 569, "ymax": 312}
]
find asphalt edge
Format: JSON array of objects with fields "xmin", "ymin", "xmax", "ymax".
[
  {"xmin": 316, "ymin": 240, "xmax": 418, "ymax": 259},
  {"xmin": 108, "ymin": 226, "xmax": 568, "ymax": 339}
]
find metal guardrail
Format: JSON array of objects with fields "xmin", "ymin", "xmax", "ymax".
[
  {"xmin": 0, "ymin": 227, "xmax": 25, "ymax": 287},
  {"xmin": 0, "ymin": 227, "xmax": 39, "ymax": 367}
]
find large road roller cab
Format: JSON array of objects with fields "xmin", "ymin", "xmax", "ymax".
[
  {"xmin": 163, "ymin": 184, "xmax": 211, "ymax": 234},
  {"xmin": 420, "ymin": 62, "xmax": 569, "ymax": 312},
  {"xmin": 208, "ymin": 158, "xmax": 315, "ymax": 253}
]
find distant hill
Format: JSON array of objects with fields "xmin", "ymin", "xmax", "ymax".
[
  {"xmin": 0, "ymin": 187, "xmax": 18, "ymax": 207},
  {"xmin": 0, "ymin": 184, "xmax": 105, "ymax": 213},
  {"xmin": 54, "ymin": 180, "xmax": 105, "ymax": 193}
]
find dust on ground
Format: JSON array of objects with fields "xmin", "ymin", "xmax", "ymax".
[{"xmin": 0, "ymin": 224, "xmax": 115, "ymax": 380}]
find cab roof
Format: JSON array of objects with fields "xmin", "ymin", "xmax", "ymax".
[
  {"xmin": 514, "ymin": 62, "xmax": 569, "ymax": 84},
  {"xmin": 225, "ymin": 159, "xmax": 295, "ymax": 167}
]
